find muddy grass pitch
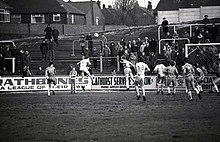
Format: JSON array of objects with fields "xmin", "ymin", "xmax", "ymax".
[{"xmin": 0, "ymin": 91, "xmax": 220, "ymax": 142}]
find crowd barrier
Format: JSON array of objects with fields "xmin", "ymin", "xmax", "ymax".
[{"xmin": 0, "ymin": 75, "xmax": 216, "ymax": 92}]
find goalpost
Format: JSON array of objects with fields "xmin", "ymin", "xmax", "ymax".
[{"xmin": 185, "ymin": 43, "xmax": 220, "ymax": 72}]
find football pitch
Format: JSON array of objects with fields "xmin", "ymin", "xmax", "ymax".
[{"xmin": 0, "ymin": 91, "xmax": 220, "ymax": 142}]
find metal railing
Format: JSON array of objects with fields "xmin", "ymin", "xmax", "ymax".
[
  {"xmin": 89, "ymin": 56, "xmax": 120, "ymax": 73},
  {"xmin": 71, "ymin": 39, "xmax": 104, "ymax": 56},
  {"xmin": 5, "ymin": 57, "xmax": 16, "ymax": 73},
  {"xmin": 158, "ymin": 38, "xmax": 190, "ymax": 54},
  {"xmin": 158, "ymin": 23, "xmax": 220, "ymax": 40}
]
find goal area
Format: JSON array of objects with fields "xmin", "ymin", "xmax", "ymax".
[{"xmin": 185, "ymin": 43, "xmax": 220, "ymax": 73}]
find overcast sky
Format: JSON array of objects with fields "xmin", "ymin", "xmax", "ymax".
[{"xmin": 64, "ymin": 0, "xmax": 160, "ymax": 9}]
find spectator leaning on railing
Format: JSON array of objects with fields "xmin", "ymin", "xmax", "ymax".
[{"xmin": 40, "ymin": 39, "xmax": 48, "ymax": 62}]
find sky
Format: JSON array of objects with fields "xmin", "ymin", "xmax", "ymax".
[{"xmin": 64, "ymin": 0, "xmax": 160, "ymax": 9}]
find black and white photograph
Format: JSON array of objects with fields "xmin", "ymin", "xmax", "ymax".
[{"xmin": 0, "ymin": 0, "xmax": 220, "ymax": 141}]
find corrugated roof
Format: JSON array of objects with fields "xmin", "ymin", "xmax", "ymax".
[{"xmin": 4, "ymin": 0, "xmax": 85, "ymax": 14}]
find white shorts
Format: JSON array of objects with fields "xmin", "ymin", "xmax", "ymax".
[
  {"xmin": 80, "ymin": 67, "xmax": 90, "ymax": 75},
  {"xmin": 134, "ymin": 75, "xmax": 145, "ymax": 87},
  {"xmin": 124, "ymin": 68, "xmax": 132, "ymax": 77}
]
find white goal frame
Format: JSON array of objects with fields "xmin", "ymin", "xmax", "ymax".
[{"xmin": 185, "ymin": 43, "xmax": 220, "ymax": 58}]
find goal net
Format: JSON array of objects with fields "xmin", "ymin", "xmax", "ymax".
[{"xmin": 185, "ymin": 43, "xmax": 220, "ymax": 74}]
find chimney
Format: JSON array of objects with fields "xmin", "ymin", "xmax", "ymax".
[
  {"xmin": 97, "ymin": 0, "xmax": 101, "ymax": 9},
  {"xmin": 147, "ymin": 1, "xmax": 152, "ymax": 10},
  {"xmin": 103, "ymin": 4, "xmax": 106, "ymax": 9}
]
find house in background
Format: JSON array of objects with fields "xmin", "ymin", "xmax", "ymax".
[
  {"xmin": 126, "ymin": 1, "xmax": 154, "ymax": 26},
  {"xmin": 67, "ymin": 0, "xmax": 105, "ymax": 25},
  {"xmin": 101, "ymin": 4, "xmax": 121, "ymax": 25},
  {"xmin": 0, "ymin": 0, "xmax": 12, "ymax": 23},
  {"xmin": 101, "ymin": 1, "xmax": 154, "ymax": 26},
  {"xmin": 4, "ymin": 0, "xmax": 86, "ymax": 24}
]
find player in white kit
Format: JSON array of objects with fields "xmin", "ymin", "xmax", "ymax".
[
  {"xmin": 165, "ymin": 60, "xmax": 178, "ymax": 95},
  {"xmin": 134, "ymin": 59, "xmax": 150, "ymax": 101},
  {"xmin": 153, "ymin": 60, "xmax": 166, "ymax": 95},
  {"xmin": 182, "ymin": 58, "xmax": 200, "ymax": 101},
  {"xmin": 77, "ymin": 56, "xmax": 93, "ymax": 90},
  {"xmin": 45, "ymin": 62, "xmax": 56, "ymax": 97},
  {"xmin": 120, "ymin": 58, "xmax": 135, "ymax": 90}
]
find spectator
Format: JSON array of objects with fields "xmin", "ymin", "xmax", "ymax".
[
  {"xmin": 117, "ymin": 42, "xmax": 124, "ymax": 69},
  {"xmin": 1, "ymin": 67, "xmax": 9, "ymax": 76},
  {"xmin": 182, "ymin": 30, "xmax": 190, "ymax": 38},
  {"xmin": 48, "ymin": 39, "xmax": 56, "ymax": 61},
  {"xmin": 52, "ymin": 26, "xmax": 59, "ymax": 47},
  {"xmin": 23, "ymin": 50, "xmax": 32, "ymax": 77},
  {"xmin": 202, "ymin": 15, "xmax": 210, "ymax": 25},
  {"xmin": 144, "ymin": 41, "xmax": 150, "ymax": 57},
  {"xmin": 4, "ymin": 46, "xmax": 12, "ymax": 73},
  {"xmin": 210, "ymin": 23, "xmax": 219, "ymax": 42},
  {"xmin": 191, "ymin": 32, "xmax": 198, "ymax": 43},
  {"xmin": 149, "ymin": 37, "xmax": 157, "ymax": 54},
  {"xmin": 44, "ymin": 24, "xmax": 53, "ymax": 40},
  {"xmin": 86, "ymin": 33, "xmax": 93, "ymax": 52},
  {"xmin": 0, "ymin": 53, "xmax": 6, "ymax": 76},
  {"xmin": 83, "ymin": 46, "xmax": 91, "ymax": 58},
  {"xmin": 100, "ymin": 33, "xmax": 107, "ymax": 47},
  {"xmin": 103, "ymin": 44, "xmax": 111, "ymax": 57},
  {"xmin": 176, "ymin": 48, "xmax": 185, "ymax": 73},
  {"xmin": 139, "ymin": 52, "xmax": 148, "ymax": 63},
  {"xmin": 148, "ymin": 52, "xmax": 157, "ymax": 71},
  {"xmin": 36, "ymin": 66, "xmax": 44, "ymax": 75},
  {"xmin": 131, "ymin": 40, "xmax": 138, "ymax": 57},
  {"xmin": 18, "ymin": 49, "xmax": 25, "ymax": 73},
  {"xmin": 120, "ymin": 37, "xmax": 126, "ymax": 48},
  {"xmin": 92, "ymin": 47, "xmax": 99, "ymax": 70},
  {"xmin": 145, "ymin": 37, "xmax": 149, "ymax": 44},
  {"xmin": 127, "ymin": 40, "xmax": 132, "ymax": 50},
  {"xmin": 164, "ymin": 46, "xmax": 172, "ymax": 62},
  {"xmin": 110, "ymin": 41, "xmax": 119, "ymax": 66},
  {"xmin": 194, "ymin": 26, "xmax": 200, "ymax": 37},
  {"xmin": 201, "ymin": 66, "xmax": 208, "ymax": 75},
  {"xmin": 79, "ymin": 34, "xmax": 86, "ymax": 54},
  {"xmin": 197, "ymin": 32, "xmax": 204, "ymax": 43},
  {"xmin": 136, "ymin": 38, "xmax": 142, "ymax": 56},
  {"xmin": 173, "ymin": 31, "xmax": 179, "ymax": 39},
  {"xmin": 204, "ymin": 30, "xmax": 212, "ymax": 42},
  {"xmin": 40, "ymin": 39, "xmax": 48, "ymax": 62},
  {"xmin": 162, "ymin": 17, "xmax": 169, "ymax": 36},
  {"xmin": 139, "ymin": 41, "xmax": 146, "ymax": 55}
]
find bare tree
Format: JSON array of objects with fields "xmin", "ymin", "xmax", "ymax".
[
  {"xmin": 113, "ymin": 0, "xmax": 137, "ymax": 11},
  {"xmin": 113, "ymin": 0, "xmax": 137, "ymax": 25}
]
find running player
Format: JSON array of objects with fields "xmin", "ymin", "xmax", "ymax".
[
  {"xmin": 77, "ymin": 56, "xmax": 93, "ymax": 91},
  {"xmin": 182, "ymin": 58, "xmax": 200, "ymax": 101},
  {"xmin": 195, "ymin": 63, "xmax": 205, "ymax": 94},
  {"xmin": 165, "ymin": 60, "xmax": 178, "ymax": 95},
  {"xmin": 134, "ymin": 59, "xmax": 150, "ymax": 101},
  {"xmin": 45, "ymin": 62, "xmax": 56, "ymax": 97},
  {"xmin": 153, "ymin": 60, "xmax": 166, "ymax": 94},
  {"xmin": 212, "ymin": 62, "xmax": 220, "ymax": 94},
  {"xmin": 120, "ymin": 58, "xmax": 135, "ymax": 90}
]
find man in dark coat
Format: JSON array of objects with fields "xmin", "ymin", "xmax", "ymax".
[
  {"xmin": 52, "ymin": 26, "xmax": 59, "ymax": 47},
  {"xmin": 162, "ymin": 17, "xmax": 169, "ymax": 36},
  {"xmin": 44, "ymin": 24, "xmax": 53, "ymax": 40}
]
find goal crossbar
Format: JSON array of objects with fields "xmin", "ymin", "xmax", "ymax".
[{"xmin": 185, "ymin": 43, "xmax": 220, "ymax": 58}]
